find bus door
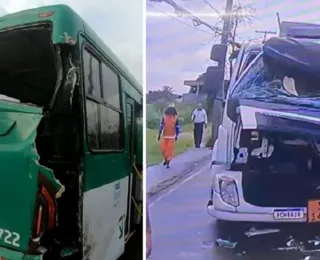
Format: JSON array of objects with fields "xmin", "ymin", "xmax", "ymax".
[
  {"xmin": 132, "ymin": 104, "xmax": 143, "ymax": 226},
  {"xmin": 125, "ymin": 97, "xmax": 135, "ymax": 240}
]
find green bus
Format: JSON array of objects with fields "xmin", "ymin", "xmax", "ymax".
[{"xmin": 0, "ymin": 4, "xmax": 143, "ymax": 260}]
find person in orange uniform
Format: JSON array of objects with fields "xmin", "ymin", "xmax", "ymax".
[{"xmin": 157, "ymin": 105, "xmax": 180, "ymax": 168}]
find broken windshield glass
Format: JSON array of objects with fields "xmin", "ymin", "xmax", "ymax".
[{"xmin": 230, "ymin": 54, "xmax": 320, "ymax": 106}]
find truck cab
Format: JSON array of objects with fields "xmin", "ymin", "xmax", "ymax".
[{"xmin": 207, "ymin": 36, "xmax": 320, "ymax": 245}]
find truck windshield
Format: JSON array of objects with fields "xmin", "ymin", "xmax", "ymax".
[{"xmin": 231, "ymin": 54, "xmax": 320, "ymax": 101}]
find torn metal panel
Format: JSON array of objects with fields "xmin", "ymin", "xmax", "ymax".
[
  {"xmin": 0, "ymin": 100, "xmax": 65, "ymax": 258},
  {"xmin": 51, "ymin": 49, "xmax": 78, "ymax": 114},
  {"xmin": 62, "ymin": 32, "xmax": 77, "ymax": 45},
  {"xmin": 37, "ymin": 164, "xmax": 65, "ymax": 199}
]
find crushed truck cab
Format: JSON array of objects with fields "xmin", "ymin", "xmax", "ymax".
[{"xmin": 207, "ymin": 37, "xmax": 320, "ymax": 243}]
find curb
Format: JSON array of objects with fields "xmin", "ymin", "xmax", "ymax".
[{"xmin": 147, "ymin": 153, "xmax": 211, "ymax": 198}]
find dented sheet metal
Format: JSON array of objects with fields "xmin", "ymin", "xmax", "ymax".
[
  {"xmin": 0, "ymin": 100, "xmax": 63, "ymax": 254},
  {"xmin": 62, "ymin": 32, "xmax": 76, "ymax": 45}
]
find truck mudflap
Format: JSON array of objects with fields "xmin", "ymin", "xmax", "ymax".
[{"xmin": 0, "ymin": 100, "xmax": 64, "ymax": 256}]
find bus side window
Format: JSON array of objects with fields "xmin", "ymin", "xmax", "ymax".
[
  {"xmin": 100, "ymin": 63, "xmax": 124, "ymax": 150},
  {"xmin": 83, "ymin": 48, "xmax": 101, "ymax": 98},
  {"xmin": 100, "ymin": 105, "xmax": 123, "ymax": 150},
  {"xmin": 82, "ymin": 46, "xmax": 124, "ymax": 151},
  {"xmin": 86, "ymin": 99, "xmax": 100, "ymax": 149},
  {"xmin": 82, "ymin": 48, "xmax": 101, "ymax": 149},
  {"xmin": 101, "ymin": 63, "xmax": 120, "ymax": 109}
]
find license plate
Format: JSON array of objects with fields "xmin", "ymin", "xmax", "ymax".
[
  {"xmin": 308, "ymin": 200, "xmax": 320, "ymax": 223},
  {"xmin": 273, "ymin": 209, "xmax": 304, "ymax": 220}
]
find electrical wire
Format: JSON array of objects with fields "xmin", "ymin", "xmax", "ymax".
[
  {"xmin": 147, "ymin": 3, "xmax": 214, "ymax": 35},
  {"xmin": 151, "ymin": 0, "xmax": 222, "ymax": 35}
]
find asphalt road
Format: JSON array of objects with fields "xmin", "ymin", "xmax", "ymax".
[{"xmin": 148, "ymin": 163, "xmax": 320, "ymax": 260}]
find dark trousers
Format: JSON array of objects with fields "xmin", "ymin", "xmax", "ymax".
[{"xmin": 193, "ymin": 122, "xmax": 204, "ymax": 148}]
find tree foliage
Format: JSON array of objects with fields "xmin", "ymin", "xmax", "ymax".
[{"xmin": 146, "ymin": 85, "xmax": 178, "ymax": 103}]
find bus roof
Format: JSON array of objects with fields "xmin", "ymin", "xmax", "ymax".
[{"xmin": 0, "ymin": 4, "xmax": 141, "ymax": 93}]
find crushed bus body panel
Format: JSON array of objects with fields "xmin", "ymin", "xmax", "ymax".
[{"xmin": 0, "ymin": 100, "xmax": 63, "ymax": 256}]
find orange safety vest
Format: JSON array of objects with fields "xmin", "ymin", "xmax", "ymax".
[{"xmin": 162, "ymin": 115, "xmax": 178, "ymax": 139}]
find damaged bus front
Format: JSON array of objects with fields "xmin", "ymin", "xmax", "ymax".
[
  {"xmin": 0, "ymin": 6, "xmax": 82, "ymax": 260},
  {"xmin": 208, "ymin": 37, "xmax": 320, "ymax": 245},
  {"xmin": 0, "ymin": 102, "xmax": 64, "ymax": 259},
  {"xmin": 0, "ymin": 4, "xmax": 143, "ymax": 260}
]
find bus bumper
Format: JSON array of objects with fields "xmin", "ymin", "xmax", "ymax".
[{"xmin": 0, "ymin": 246, "xmax": 43, "ymax": 260}]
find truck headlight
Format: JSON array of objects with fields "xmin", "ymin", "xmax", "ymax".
[{"xmin": 219, "ymin": 178, "xmax": 239, "ymax": 207}]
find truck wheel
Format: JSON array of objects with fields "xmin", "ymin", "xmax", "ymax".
[{"xmin": 215, "ymin": 220, "xmax": 245, "ymax": 240}]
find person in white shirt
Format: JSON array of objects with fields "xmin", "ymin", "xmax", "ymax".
[{"xmin": 191, "ymin": 103, "xmax": 208, "ymax": 148}]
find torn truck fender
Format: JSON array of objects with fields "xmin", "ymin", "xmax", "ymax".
[{"xmin": 37, "ymin": 164, "xmax": 65, "ymax": 199}]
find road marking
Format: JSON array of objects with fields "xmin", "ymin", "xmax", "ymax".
[{"xmin": 149, "ymin": 163, "xmax": 210, "ymax": 208}]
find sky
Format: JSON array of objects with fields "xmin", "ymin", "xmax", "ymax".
[
  {"xmin": 0, "ymin": 0, "xmax": 143, "ymax": 84},
  {"xmin": 146, "ymin": 0, "xmax": 320, "ymax": 94}
]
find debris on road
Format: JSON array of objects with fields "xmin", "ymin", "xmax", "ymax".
[
  {"xmin": 216, "ymin": 239, "xmax": 238, "ymax": 249},
  {"xmin": 308, "ymin": 236, "xmax": 320, "ymax": 247},
  {"xmin": 244, "ymin": 227, "xmax": 280, "ymax": 237}
]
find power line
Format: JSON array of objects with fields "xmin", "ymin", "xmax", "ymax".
[
  {"xmin": 255, "ymin": 30, "xmax": 276, "ymax": 41},
  {"xmin": 148, "ymin": 0, "xmax": 222, "ymax": 35},
  {"xmin": 147, "ymin": 3, "xmax": 214, "ymax": 35}
]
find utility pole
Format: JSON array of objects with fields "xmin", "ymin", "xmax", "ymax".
[
  {"xmin": 219, "ymin": 0, "xmax": 234, "ymax": 98},
  {"xmin": 219, "ymin": 0, "xmax": 234, "ymax": 78},
  {"xmin": 211, "ymin": 0, "xmax": 233, "ymax": 145},
  {"xmin": 255, "ymin": 30, "xmax": 277, "ymax": 42},
  {"xmin": 276, "ymin": 12, "xmax": 281, "ymax": 30}
]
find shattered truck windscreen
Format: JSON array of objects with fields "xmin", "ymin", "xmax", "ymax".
[{"xmin": 231, "ymin": 37, "xmax": 320, "ymax": 107}]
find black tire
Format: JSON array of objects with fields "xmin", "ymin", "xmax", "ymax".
[{"xmin": 215, "ymin": 220, "xmax": 247, "ymax": 240}]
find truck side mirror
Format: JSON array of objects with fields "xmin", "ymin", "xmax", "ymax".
[{"xmin": 210, "ymin": 44, "xmax": 228, "ymax": 62}]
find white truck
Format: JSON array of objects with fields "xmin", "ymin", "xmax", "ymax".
[{"xmin": 206, "ymin": 35, "xmax": 320, "ymax": 241}]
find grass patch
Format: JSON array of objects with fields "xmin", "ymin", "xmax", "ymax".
[
  {"xmin": 146, "ymin": 123, "xmax": 211, "ymax": 165},
  {"xmin": 146, "ymin": 128, "xmax": 194, "ymax": 165}
]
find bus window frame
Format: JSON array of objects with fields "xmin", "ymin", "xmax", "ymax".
[{"xmin": 81, "ymin": 41, "xmax": 125, "ymax": 154}]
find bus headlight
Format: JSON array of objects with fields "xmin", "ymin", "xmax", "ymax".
[{"xmin": 219, "ymin": 178, "xmax": 239, "ymax": 207}]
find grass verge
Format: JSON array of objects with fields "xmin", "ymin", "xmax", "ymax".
[{"xmin": 146, "ymin": 123, "xmax": 211, "ymax": 165}]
